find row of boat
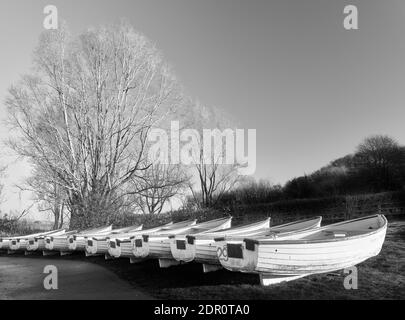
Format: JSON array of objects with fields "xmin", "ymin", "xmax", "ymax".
[{"xmin": 0, "ymin": 214, "xmax": 387, "ymax": 285}]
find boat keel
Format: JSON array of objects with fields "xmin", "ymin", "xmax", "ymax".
[
  {"xmin": 85, "ymin": 252, "xmax": 101, "ymax": 257},
  {"xmin": 130, "ymin": 257, "xmax": 146, "ymax": 264},
  {"xmin": 158, "ymin": 258, "xmax": 180, "ymax": 268},
  {"xmin": 259, "ymin": 274, "xmax": 307, "ymax": 286},
  {"xmin": 42, "ymin": 250, "xmax": 58, "ymax": 256},
  {"xmin": 202, "ymin": 263, "xmax": 222, "ymax": 273},
  {"xmin": 105, "ymin": 253, "xmax": 114, "ymax": 260}
]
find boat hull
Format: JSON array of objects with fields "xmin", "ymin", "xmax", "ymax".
[
  {"xmin": 45, "ymin": 237, "xmax": 69, "ymax": 252},
  {"xmin": 68, "ymin": 236, "xmax": 87, "ymax": 251},
  {"xmin": 108, "ymin": 239, "xmax": 133, "ymax": 258},
  {"xmin": 85, "ymin": 238, "xmax": 109, "ymax": 256},
  {"xmin": 26, "ymin": 238, "xmax": 46, "ymax": 251},
  {"xmin": 9, "ymin": 239, "xmax": 28, "ymax": 251},
  {"xmin": 0, "ymin": 239, "xmax": 11, "ymax": 250},
  {"xmin": 217, "ymin": 215, "xmax": 387, "ymax": 285},
  {"xmin": 149, "ymin": 237, "xmax": 172, "ymax": 259},
  {"xmin": 255, "ymin": 224, "xmax": 387, "ymax": 276},
  {"xmin": 170, "ymin": 219, "xmax": 271, "ymax": 265},
  {"xmin": 132, "ymin": 225, "xmax": 198, "ymax": 259}
]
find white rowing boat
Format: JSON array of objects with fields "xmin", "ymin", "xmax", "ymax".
[
  {"xmin": 169, "ymin": 218, "xmax": 271, "ymax": 272},
  {"xmin": 44, "ymin": 230, "xmax": 78, "ymax": 255},
  {"xmin": 106, "ymin": 222, "xmax": 174, "ymax": 259},
  {"xmin": 132, "ymin": 217, "xmax": 233, "ymax": 268},
  {"xmin": 7, "ymin": 229, "xmax": 65, "ymax": 253},
  {"xmin": 108, "ymin": 220, "xmax": 195, "ymax": 260},
  {"xmin": 85, "ymin": 224, "xmax": 144, "ymax": 257},
  {"xmin": 26, "ymin": 229, "xmax": 67, "ymax": 252},
  {"xmin": 193, "ymin": 216, "xmax": 321, "ymax": 273},
  {"xmin": 66, "ymin": 225, "xmax": 114, "ymax": 253},
  {"xmin": 1, "ymin": 234, "xmax": 33, "ymax": 251},
  {"xmin": 216, "ymin": 214, "xmax": 387, "ymax": 285}
]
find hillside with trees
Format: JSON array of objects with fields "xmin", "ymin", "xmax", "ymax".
[{"xmin": 211, "ymin": 135, "xmax": 405, "ymax": 209}]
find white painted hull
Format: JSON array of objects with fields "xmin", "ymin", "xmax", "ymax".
[
  {"xmin": 255, "ymin": 225, "xmax": 386, "ymax": 276},
  {"xmin": 195, "ymin": 240, "xmax": 221, "ymax": 265},
  {"xmin": 81, "ymin": 225, "xmax": 142, "ymax": 256},
  {"xmin": 216, "ymin": 228, "xmax": 324, "ymax": 274},
  {"xmin": 217, "ymin": 215, "xmax": 387, "ymax": 285},
  {"xmin": 26, "ymin": 230, "xmax": 67, "ymax": 252},
  {"xmin": 67, "ymin": 225, "xmax": 113, "ymax": 251},
  {"xmin": 26, "ymin": 238, "xmax": 46, "ymax": 251},
  {"xmin": 68, "ymin": 236, "xmax": 87, "ymax": 251},
  {"xmin": 149, "ymin": 218, "xmax": 232, "ymax": 260},
  {"xmin": 45, "ymin": 237, "xmax": 69, "ymax": 252},
  {"xmin": 170, "ymin": 219, "xmax": 272, "ymax": 265},
  {"xmin": 132, "ymin": 224, "xmax": 199, "ymax": 259},
  {"xmin": 171, "ymin": 217, "xmax": 322, "ymax": 270},
  {"xmin": 85, "ymin": 238, "xmax": 109, "ymax": 256},
  {"xmin": 9, "ymin": 239, "xmax": 28, "ymax": 251},
  {"xmin": 150, "ymin": 237, "xmax": 172, "ymax": 259},
  {"xmin": 132, "ymin": 236, "xmax": 153, "ymax": 258},
  {"xmin": 106, "ymin": 222, "xmax": 175, "ymax": 258},
  {"xmin": 108, "ymin": 239, "xmax": 133, "ymax": 258},
  {"xmin": 4, "ymin": 229, "xmax": 66, "ymax": 252},
  {"xmin": 0, "ymin": 239, "xmax": 11, "ymax": 250}
]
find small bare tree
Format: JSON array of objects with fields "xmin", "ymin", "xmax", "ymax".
[
  {"xmin": 185, "ymin": 102, "xmax": 241, "ymax": 208},
  {"xmin": 131, "ymin": 164, "xmax": 187, "ymax": 214},
  {"xmin": 17, "ymin": 167, "xmax": 67, "ymax": 229}
]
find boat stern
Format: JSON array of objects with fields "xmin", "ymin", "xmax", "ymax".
[
  {"xmin": 26, "ymin": 238, "xmax": 40, "ymax": 251},
  {"xmin": 67, "ymin": 235, "xmax": 77, "ymax": 250},
  {"xmin": 132, "ymin": 235, "xmax": 151, "ymax": 258},
  {"xmin": 44, "ymin": 236, "xmax": 54, "ymax": 250},
  {"xmin": 9, "ymin": 239, "xmax": 21, "ymax": 251},
  {"xmin": 107, "ymin": 238, "xmax": 122, "ymax": 258},
  {"xmin": 169, "ymin": 235, "xmax": 196, "ymax": 263},
  {"xmin": 214, "ymin": 237, "xmax": 258, "ymax": 273},
  {"xmin": 85, "ymin": 238, "xmax": 98, "ymax": 255}
]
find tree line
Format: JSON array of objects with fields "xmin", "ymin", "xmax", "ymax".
[{"xmin": 211, "ymin": 135, "xmax": 405, "ymax": 208}]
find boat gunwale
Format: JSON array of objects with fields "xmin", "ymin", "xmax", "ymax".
[
  {"xmin": 213, "ymin": 216, "xmax": 322, "ymax": 242},
  {"xmin": 244, "ymin": 214, "xmax": 387, "ymax": 246},
  {"xmin": 142, "ymin": 218, "xmax": 231, "ymax": 239},
  {"xmin": 95, "ymin": 222, "xmax": 177, "ymax": 241},
  {"xmin": 185, "ymin": 218, "xmax": 271, "ymax": 242}
]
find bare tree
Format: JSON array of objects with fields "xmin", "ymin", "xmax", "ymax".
[
  {"xmin": 191, "ymin": 162, "xmax": 240, "ymax": 208},
  {"xmin": 357, "ymin": 135, "xmax": 401, "ymax": 167},
  {"xmin": 131, "ymin": 164, "xmax": 187, "ymax": 214},
  {"xmin": 6, "ymin": 21, "xmax": 183, "ymax": 228},
  {"xmin": 185, "ymin": 102, "xmax": 241, "ymax": 208},
  {"xmin": 17, "ymin": 167, "xmax": 67, "ymax": 229}
]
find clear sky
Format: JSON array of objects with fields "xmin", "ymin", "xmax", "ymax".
[{"xmin": 0, "ymin": 0, "xmax": 405, "ymax": 219}]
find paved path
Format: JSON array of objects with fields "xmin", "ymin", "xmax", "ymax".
[{"xmin": 0, "ymin": 255, "xmax": 152, "ymax": 300}]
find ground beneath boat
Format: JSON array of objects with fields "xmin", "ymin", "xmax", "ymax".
[
  {"xmin": 0, "ymin": 256, "xmax": 151, "ymax": 300},
  {"xmin": 1, "ymin": 219, "xmax": 404, "ymax": 300}
]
